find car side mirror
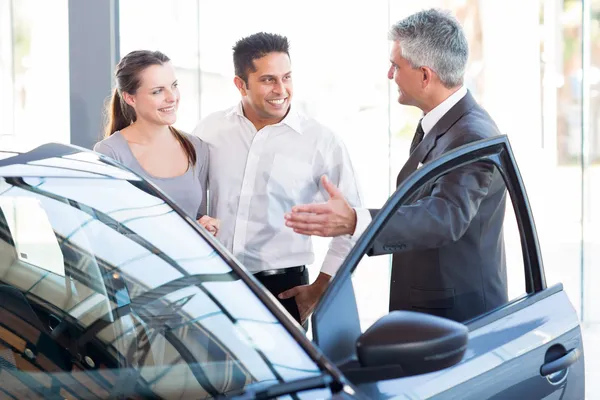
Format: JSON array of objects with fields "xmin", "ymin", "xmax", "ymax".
[{"xmin": 342, "ymin": 311, "xmax": 468, "ymax": 383}]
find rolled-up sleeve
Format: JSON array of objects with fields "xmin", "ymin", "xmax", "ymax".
[
  {"xmin": 319, "ymin": 136, "xmax": 363, "ymax": 276},
  {"xmin": 352, "ymin": 207, "xmax": 373, "ymax": 239}
]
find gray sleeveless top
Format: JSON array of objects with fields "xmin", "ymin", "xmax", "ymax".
[{"xmin": 93, "ymin": 131, "xmax": 208, "ymax": 219}]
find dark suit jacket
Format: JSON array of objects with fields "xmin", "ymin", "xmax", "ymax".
[{"xmin": 368, "ymin": 91, "xmax": 508, "ymax": 322}]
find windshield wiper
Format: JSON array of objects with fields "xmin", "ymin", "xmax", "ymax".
[{"xmin": 232, "ymin": 373, "xmax": 337, "ymax": 400}]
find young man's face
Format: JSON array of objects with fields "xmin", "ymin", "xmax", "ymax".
[{"xmin": 236, "ymin": 52, "xmax": 293, "ymax": 124}]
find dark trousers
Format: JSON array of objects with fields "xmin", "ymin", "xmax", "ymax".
[{"xmin": 255, "ymin": 266, "xmax": 308, "ymax": 324}]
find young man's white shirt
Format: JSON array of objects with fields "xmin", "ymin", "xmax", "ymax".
[{"xmin": 194, "ymin": 103, "xmax": 362, "ymax": 276}]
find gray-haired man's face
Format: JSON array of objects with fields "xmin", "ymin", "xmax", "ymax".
[{"xmin": 388, "ymin": 40, "xmax": 425, "ymax": 108}]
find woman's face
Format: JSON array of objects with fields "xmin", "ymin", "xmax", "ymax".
[{"xmin": 124, "ymin": 61, "xmax": 180, "ymax": 126}]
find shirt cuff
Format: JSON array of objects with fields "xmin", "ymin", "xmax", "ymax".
[
  {"xmin": 319, "ymin": 250, "xmax": 345, "ymax": 276},
  {"xmin": 352, "ymin": 207, "xmax": 372, "ymax": 239}
]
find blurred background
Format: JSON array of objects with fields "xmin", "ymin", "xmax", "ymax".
[{"xmin": 1, "ymin": 0, "xmax": 599, "ymax": 394}]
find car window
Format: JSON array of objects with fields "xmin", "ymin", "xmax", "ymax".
[
  {"xmin": 0, "ymin": 177, "xmax": 333, "ymax": 399},
  {"xmin": 0, "ymin": 196, "xmax": 64, "ymax": 276},
  {"xmin": 351, "ymin": 159, "xmax": 527, "ymax": 331}
]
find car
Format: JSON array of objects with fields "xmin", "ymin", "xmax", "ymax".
[
  {"xmin": 0, "ymin": 136, "xmax": 584, "ymax": 399},
  {"xmin": 0, "ymin": 143, "xmax": 359, "ymax": 399}
]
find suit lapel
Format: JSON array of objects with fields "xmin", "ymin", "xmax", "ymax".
[{"xmin": 396, "ymin": 91, "xmax": 478, "ymax": 186}]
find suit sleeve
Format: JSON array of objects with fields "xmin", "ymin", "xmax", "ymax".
[{"xmin": 368, "ymin": 141, "xmax": 500, "ymax": 256}]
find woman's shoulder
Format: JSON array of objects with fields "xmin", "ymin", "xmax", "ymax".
[
  {"xmin": 93, "ymin": 132, "xmax": 127, "ymax": 160},
  {"xmin": 180, "ymin": 131, "xmax": 208, "ymax": 153},
  {"xmin": 180, "ymin": 130, "xmax": 201, "ymax": 144},
  {"xmin": 176, "ymin": 131, "xmax": 208, "ymax": 171}
]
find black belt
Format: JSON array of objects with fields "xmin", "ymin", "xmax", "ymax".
[{"xmin": 254, "ymin": 265, "xmax": 305, "ymax": 278}]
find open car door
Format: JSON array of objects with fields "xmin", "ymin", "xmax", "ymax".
[{"xmin": 311, "ymin": 135, "xmax": 585, "ymax": 399}]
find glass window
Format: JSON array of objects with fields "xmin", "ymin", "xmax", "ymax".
[
  {"xmin": 0, "ymin": 0, "xmax": 70, "ymax": 147},
  {"xmin": 0, "ymin": 0, "xmax": 14, "ymax": 139},
  {"xmin": 118, "ymin": 0, "xmax": 201, "ymax": 133},
  {"xmin": 0, "ymin": 176, "xmax": 333, "ymax": 398},
  {"xmin": 0, "ymin": 196, "xmax": 64, "ymax": 276},
  {"xmin": 583, "ymin": 0, "xmax": 600, "ymax": 324},
  {"xmin": 538, "ymin": 0, "xmax": 585, "ymax": 319},
  {"xmin": 352, "ymin": 159, "xmax": 526, "ymax": 330}
]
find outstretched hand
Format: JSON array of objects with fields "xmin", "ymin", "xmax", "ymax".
[{"xmin": 284, "ymin": 175, "xmax": 356, "ymax": 237}]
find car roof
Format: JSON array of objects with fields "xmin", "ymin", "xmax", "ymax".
[{"xmin": 0, "ymin": 142, "xmax": 141, "ymax": 180}]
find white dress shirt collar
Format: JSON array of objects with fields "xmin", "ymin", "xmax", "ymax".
[
  {"xmin": 421, "ymin": 86, "xmax": 468, "ymax": 136},
  {"xmin": 228, "ymin": 102, "xmax": 303, "ymax": 135},
  {"xmin": 352, "ymin": 86, "xmax": 468, "ymax": 240}
]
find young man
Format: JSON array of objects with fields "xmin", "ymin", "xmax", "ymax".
[{"xmin": 193, "ymin": 33, "xmax": 362, "ymax": 325}]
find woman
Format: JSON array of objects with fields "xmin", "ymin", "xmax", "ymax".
[{"xmin": 94, "ymin": 50, "xmax": 219, "ymax": 234}]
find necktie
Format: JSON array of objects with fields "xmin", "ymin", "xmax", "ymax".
[{"xmin": 409, "ymin": 120, "xmax": 425, "ymax": 155}]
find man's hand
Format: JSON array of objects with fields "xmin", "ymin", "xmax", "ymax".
[
  {"xmin": 278, "ymin": 272, "xmax": 331, "ymax": 323},
  {"xmin": 284, "ymin": 175, "xmax": 356, "ymax": 237},
  {"xmin": 198, "ymin": 215, "xmax": 220, "ymax": 236}
]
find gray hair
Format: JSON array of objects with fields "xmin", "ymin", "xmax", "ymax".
[{"xmin": 389, "ymin": 9, "xmax": 468, "ymax": 88}]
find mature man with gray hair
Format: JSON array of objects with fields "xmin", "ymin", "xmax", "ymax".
[{"xmin": 285, "ymin": 9, "xmax": 509, "ymax": 322}]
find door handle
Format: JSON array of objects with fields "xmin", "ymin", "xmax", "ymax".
[{"xmin": 540, "ymin": 348, "xmax": 580, "ymax": 377}]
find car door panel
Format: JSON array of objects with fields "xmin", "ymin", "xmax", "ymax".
[{"xmin": 357, "ymin": 288, "xmax": 584, "ymax": 399}]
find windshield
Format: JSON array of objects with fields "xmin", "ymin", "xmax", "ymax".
[{"xmin": 0, "ymin": 175, "xmax": 333, "ymax": 399}]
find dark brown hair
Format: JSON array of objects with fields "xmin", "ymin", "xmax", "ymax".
[
  {"xmin": 233, "ymin": 32, "xmax": 290, "ymax": 84},
  {"xmin": 103, "ymin": 50, "xmax": 196, "ymax": 165}
]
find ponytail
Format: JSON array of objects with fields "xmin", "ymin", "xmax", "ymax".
[
  {"xmin": 103, "ymin": 88, "xmax": 136, "ymax": 138},
  {"xmin": 169, "ymin": 126, "xmax": 197, "ymax": 166}
]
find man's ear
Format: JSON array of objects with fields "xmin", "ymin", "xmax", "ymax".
[
  {"xmin": 234, "ymin": 76, "xmax": 247, "ymax": 96},
  {"xmin": 420, "ymin": 66, "xmax": 433, "ymax": 88}
]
